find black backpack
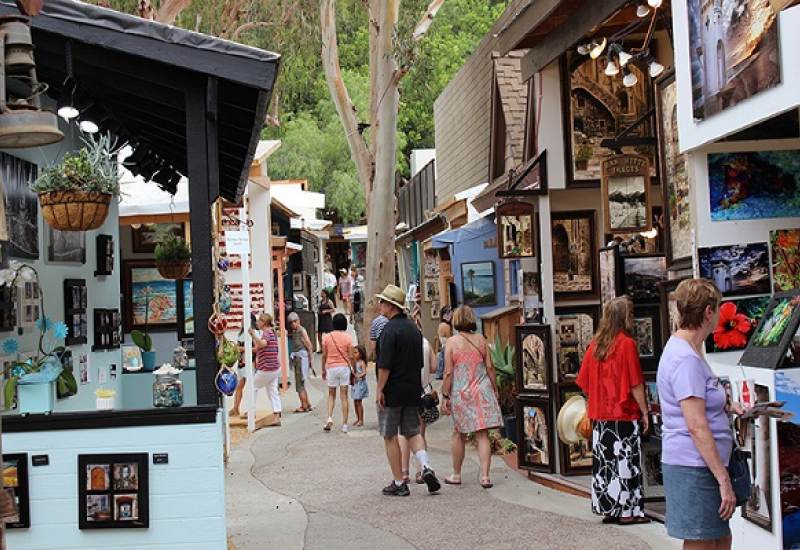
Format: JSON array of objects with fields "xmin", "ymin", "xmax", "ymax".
[{"xmin": 353, "ymin": 286, "xmax": 362, "ymax": 314}]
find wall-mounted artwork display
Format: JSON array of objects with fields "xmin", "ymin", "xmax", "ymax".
[
  {"xmin": 131, "ymin": 223, "xmax": 185, "ymax": 254},
  {"xmin": 18, "ymin": 280, "xmax": 39, "ymax": 330},
  {"xmin": 687, "ymin": 0, "xmax": 781, "ymax": 120},
  {"xmin": 92, "ymin": 309, "xmax": 121, "ymax": 351},
  {"xmin": 642, "ymin": 373, "xmax": 664, "ymax": 501},
  {"xmin": 605, "ymin": 206, "xmax": 665, "ymax": 257},
  {"xmin": 63, "ymin": 279, "xmax": 88, "ymax": 346},
  {"xmin": 516, "ymin": 395, "xmax": 553, "ymax": 472},
  {"xmin": 556, "ymin": 384, "xmax": 591, "ymax": 475},
  {"xmin": 776, "ymin": 370, "xmax": 800, "ymax": 548},
  {"xmin": 655, "ymin": 71, "xmax": 693, "ymax": 269},
  {"xmin": 0, "ymin": 284, "xmax": 16, "ymax": 332},
  {"xmin": 698, "ymin": 242, "xmax": 771, "ymax": 297},
  {"xmin": 351, "ymin": 241, "xmax": 367, "ymax": 268},
  {"xmin": 79, "ymin": 453, "xmax": 148, "ymax": 529},
  {"xmin": 771, "ymin": 229, "xmax": 800, "ymax": 291},
  {"xmin": 496, "ymin": 201, "xmax": 534, "ymax": 259},
  {"xmin": 177, "ymin": 278, "xmax": 193, "ymax": 339},
  {"xmin": 515, "ymin": 324, "xmax": 551, "ymax": 394},
  {"xmin": 601, "ymin": 155, "xmax": 652, "ymax": 234},
  {"xmin": 122, "ymin": 261, "xmax": 177, "ymax": 332},
  {"xmin": 423, "ymin": 250, "xmax": 439, "ymax": 279},
  {"xmin": 292, "ymin": 272, "xmax": 304, "ymax": 292},
  {"xmin": 633, "ymin": 305, "xmax": 662, "ymax": 372},
  {"xmin": 554, "ymin": 306, "xmax": 598, "ymax": 382},
  {"xmin": 3, "ymin": 453, "xmax": 29, "ymax": 528},
  {"xmin": 551, "ymin": 210, "xmax": 597, "ymax": 299},
  {"xmin": 560, "ymin": 53, "xmax": 656, "ymax": 187},
  {"xmin": 599, "ymin": 245, "xmax": 622, "ymax": 308},
  {"xmin": 741, "ymin": 384, "xmax": 774, "ymax": 531},
  {"xmin": 47, "ymin": 226, "xmax": 86, "ymax": 263},
  {"xmin": 221, "ymin": 282, "xmax": 265, "ymax": 332},
  {"xmin": 423, "ymin": 280, "xmax": 439, "ymax": 303},
  {"xmin": 622, "ymin": 255, "xmax": 667, "ymax": 303},
  {"xmin": 1, "ymin": 152, "xmax": 38, "ymax": 260},
  {"xmin": 740, "ymin": 291, "xmax": 800, "ymax": 369},
  {"xmin": 708, "ymin": 150, "xmax": 800, "ymax": 222},
  {"xmin": 460, "ymin": 261, "xmax": 497, "ymax": 307},
  {"xmin": 705, "ymin": 296, "xmax": 771, "ymax": 353}
]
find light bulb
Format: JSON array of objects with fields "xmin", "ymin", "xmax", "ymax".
[
  {"xmin": 641, "ymin": 228, "xmax": 658, "ymax": 239},
  {"xmin": 577, "ymin": 44, "xmax": 590, "ymax": 55},
  {"xmin": 647, "ymin": 0, "xmax": 662, "ymax": 7},
  {"xmin": 636, "ymin": 4, "xmax": 650, "ymax": 17},
  {"xmin": 618, "ymin": 50, "xmax": 633, "ymax": 66},
  {"xmin": 590, "ymin": 37, "xmax": 607, "ymax": 59},
  {"xmin": 623, "ymin": 70, "xmax": 638, "ymax": 88},
  {"xmin": 80, "ymin": 120, "xmax": 99, "ymax": 134},
  {"xmin": 604, "ymin": 59, "xmax": 619, "ymax": 76},
  {"xmin": 57, "ymin": 105, "xmax": 79, "ymax": 121},
  {"xmin": 649, "ymin": 60, "xmax": 665, "ymax": 78}
]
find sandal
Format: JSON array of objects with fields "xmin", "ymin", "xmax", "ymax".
[
  {"xmin": 444, "ymin": 475, "xmax": 462, "ymax": 485},
  {"xmin": 619, "ymin": 517, "xmax": 651, "ymax": 525},
  {"xmin": 415, "ymin": 472, "xmax": 425, "ymax": 485},
  {"xmin": 602, "ymin": 516, "xmax": 619, "ymax": 524},
  {"xmin": 294, "ymin": 407, "xmax": 307, "ymax": 413},
  {"xmin": 479, "ymin": 477, "xmax": 493, "ymax": 489}
]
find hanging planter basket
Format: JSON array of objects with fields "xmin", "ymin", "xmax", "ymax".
[
  {"xmin": 38, "ymin": 190, "xmax": 112, "ymax": 231},
  {"xmin": 156, "ymin": 259, "xmax": 191, "ymax": 280}
]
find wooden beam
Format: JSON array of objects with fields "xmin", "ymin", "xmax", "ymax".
[
  {"xmin": 496, "ymin": 0, "xmax": 565, "ymax": 56},
  {"xmin": 119, "ymin": 213, "xmax": 190, "ymax": 226}
]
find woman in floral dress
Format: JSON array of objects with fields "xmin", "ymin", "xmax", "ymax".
[{"xmin": 441, "ymin": 306, "xmax": 503, "ymax": 488}]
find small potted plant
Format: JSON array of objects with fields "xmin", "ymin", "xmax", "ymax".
[
  {"xmin": 490, "ymin": 335, "xmax": 517, "ymax": 443},
  {"xmin": 574, "ymin": 142, "xmax": 593, "ymax": 172},
  {"xmin": 31, "ymin": 133, "xmax": 122, "ymax": 231},
  {"xmin": 154, "ymin": 227, "xmax": 191, "ymax": 280},
  {"xmin": 131, "ymin": 287, "xmax": 156, "ymax": 371}
]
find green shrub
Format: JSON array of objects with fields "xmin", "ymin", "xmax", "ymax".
[{"xmin": 31, "ymin": 133, "xmax": 122, "ymax": 195}]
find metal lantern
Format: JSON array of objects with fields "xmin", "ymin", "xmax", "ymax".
[{"xmin": 0, "ymin": 15, "xmax": 63, "ymax": 148}]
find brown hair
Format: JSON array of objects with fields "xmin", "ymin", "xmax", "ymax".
[
  {"xmin": 676, "ymin": 278, "xmax": 721, "ymax": 329},
  {"xmin": 593, "ymin": 296, "xmax": 633, "ymax": 361},
  {"xmin": 452, "ymin": 306, "xmax": 477, "ymax": 332},
  {"xmin": 257, "ymin": 312, "xmax": 274, "ymax": 327}
]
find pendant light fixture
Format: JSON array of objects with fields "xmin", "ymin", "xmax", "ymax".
[
  {"xmin": 618, "ymin": 49, "xmax": 633, "ymax": 67},
  {"xmin": 57, "ymin": 41, "xmax": 79, "ymax": 121},
  {"xmin": 604, "ymin": 57, "xmax": 619, "ymax": 76},
  {"xmin": 648, "ymin": 58, "xmax": 665, "ymax": 78},
  {"xmin": 647, "ymin": 0, "xmax": 662, "ymax": 7},
  {"xmin": 622, "ymin": 68, "xmax": 638, "ymax": 88},
  {"xmin": 636, "ymin": 4, "xmax": 650, "ymax": 17},
  {"xmin": 589, "ymin": 37, "xmax": 607, "ymax": 59}
]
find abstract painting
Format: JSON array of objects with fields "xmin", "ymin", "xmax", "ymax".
[
  {"xmin": 698, "ymin": 242, "xmax": 771, "ymax": 297},
  {"xmin": 1, "ymin": 152, "xmax": 38, "ymax": 259},
  {"xmin": 460, "ymin": 261, "xmax": 496, "ymax": 307},
  {"xmin": 688, "ymin": 0, "xmax": 781, "ymax": 120},
  {"xmin": 705, "ymin": 296, "xmax": 771, "ymax": 353},
  {"xmin": 623, "ymin": 255, "xmax": 667, "ymax": 303},
  {"xmin": 554, "ymin": 306, "xmax": 598, "ymax": 381},
  {"xmin": 771, "ymin": 229, "xmax": 800, "ymax": 291},
  {"xmin": 776, "ymin": 370, "xmax": 800, "ymax": 548},
  {"xmin": 517, "ymin": 396, "xmax": 553, "ymax": 472},
  {"xmin": 709, "ymin": 151, "xmax": 800, "ymax": 221},
  {"xmin": 551, "ymin": 211, "xmax": 596, "ymax": 299}
]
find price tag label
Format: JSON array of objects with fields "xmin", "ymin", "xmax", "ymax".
[{"xmin": 225, "ymin": 230, "xmax": 250, "ymax": 255}]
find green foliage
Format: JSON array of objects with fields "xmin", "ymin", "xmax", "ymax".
[
  {"xmin": 31, "ymin": 133, "xmax": 122, "ymax": 195},
  {"xmin": 154, "ymin": 227, "xmax": 191, "ymax": 262},
  {"xmin": 3, "ymin": 349, "xmax": 76, "ymax": 410},
  {"xmin": 131, "ymin": 329, "xmax": 153, "ymax": 352},
  {"xmin": 490, "ymin": 334, "xmax": 515, "ymax": 389}
]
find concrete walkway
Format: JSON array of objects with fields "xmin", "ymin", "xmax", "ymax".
[{"xmin": 226, "ymin": 352, "xmax": 678, "ymax": 549}]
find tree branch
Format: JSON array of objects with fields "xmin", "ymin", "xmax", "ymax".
[
  {"xmin": 367, "ymin": 0, "xmax": 381, "ymax": 164},
  {"xmin": 232, "ymin": 21, "xmax": 276, "ymax": 41},
  {"xmin": 411, "ymin": 0, "xmax": 445, "ymax": 42},
  {"xmin": 155, "ymin": 0, "xmax": 192, "ymax": 25}
]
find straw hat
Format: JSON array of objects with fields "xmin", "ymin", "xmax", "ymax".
[
  {"xmin": 557, "ymin": 394, "xmax": 590, "ymax": 445},
  {"xmin": 375, "ymin": 284, "xmax": 406, "ymax": 310}
]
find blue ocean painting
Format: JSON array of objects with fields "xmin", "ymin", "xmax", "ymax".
[
  {"xmin": 131, "ymin": 268, "xmax": 177, "ymax": 325},
  {"xmin": 709, "ymin": 150, "xmax": 800, "ymax": 221},
  {"xmin": 461, "ymin": 262, "xmax": 496, "ymax": 307},
  {"xmin": 776, "ymin": 371, "xmax": 800, "ymax": 549},
  {"xmin": 183, "ymin": 279, "xmax": 194, "ymax": 334}
]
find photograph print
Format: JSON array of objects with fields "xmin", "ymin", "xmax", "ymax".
[
  {"xmin": 516, "ymin": 324, "xmax": 551, "ymax": 394},
  {"xmin": 48, "ymin": 226, "xmax": 86, "ymax": 263},
  {"xmin": 1, "ymin": 152, "xmax": 39, "ymax": 259},
  {"xmin": 79, "ymin": 453, "xmax": 149, "ymax": 530},
  {"xmin": 551, "ymin": 211, "xmax": 596, "ymax": 298},
  {"xmin": 688, "ymin": 0, "xmax": 781, "ymax": 120},
  {"xmin": 698, "ymin": 242, "xmax": 771, "ymax": 297},
  {"xmin": 708, "ymin": 150, "xmax": 800, "ymax": 222},
  {"xmin": 741, "ymin": 384, "xmax": 774, "ymax": 531},
  {"xmin": 642, "ymin": 429, "xmax": 665, "ymax": 501},
  {"xmin": 623, "ymin": 255, "xmax": 667, "ymax": 303},
  {"xmin": 771, "ymin": 228, "xmax": 800, "ymax": 291},
  {"xmin": 599, "ymin": 245, "xmax": 622, "ymax": 307},
  {"xmin": 517, "ymin": 395, "xmax": 553, "ymax": 472},
  {"xmin": 86, "ymin": 494, "xmax": 111, "ymax": 523},
  {"xmin": 497, "ymin": 201, "xmax": 535, "ymax": 259},
  {"xmin": 633, "ymin": 305, "xmax": 662, "ymax": 371},
  {"xmin": 740, "ymin": 291, "xmax": 800, "ymax": 369},
  {"xmin": 555, "ymin": 306, "xmax": 598, "ymax": 381},
  {"xmin": 113, "ymin": 463, "xmax": 138, "ymax": 491},
  {"xmin": 705, "ymin": 296, "xmax": 771, "ymax": 353},
  {"xmin": 602, "ymin": 154, "xmax": 651, "ymax": 234},
  {"xmin": 557, "ymin": 384, "xmax": 592, "ymax": 475},
  {"xmin": 460, "ymin": 261, "xmax": 496, "ymax": 307},
  {"xmin": 776, "ymin": 370, "xmax": 800, "ymax": 548}
]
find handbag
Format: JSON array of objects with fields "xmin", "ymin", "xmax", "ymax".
[
  {"xmin": 419, "ymin": 384, "xmax": 440, "ymax": 424},
  {"xmin": 728, "ymin": 445, "xmax": 751, "ymax": 507},
  {"xmin": 330, "ymin": 336, "xmax": 356, "ymax": 385}
]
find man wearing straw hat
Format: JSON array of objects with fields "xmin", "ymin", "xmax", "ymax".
[{"xmin": 375, "ymin": 284, "xmax": 441, "ymax": 496}]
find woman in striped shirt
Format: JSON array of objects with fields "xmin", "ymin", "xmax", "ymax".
[{"xmin": 249, "ymin": 313, "xmax": 282, "ymax": 426}]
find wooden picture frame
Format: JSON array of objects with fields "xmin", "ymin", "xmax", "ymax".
[
  {"xmin": 460, "ymin": 261, "xmax": 497, "ymax": 308},
  {"xmin": 601, "ymin": 154, "xmax": 652, "ymax": 235},
  {"xmin": 556, "ymin": 383, "xmax": 591, "ymax": 476},
  {"xmin": 633, "ymin": 304, "xmax": 662, "ymax": 372},
  {"xmin": 131, "ymin": 223, "xmax": 185, "ymax": 254},
  {"xmin": 740, "ymin": 290, "xmax": 800, "ymax": 369},
  {"xmin": 496, "ymin": 200, "xmax": 535, "ymax": 259},
  {"xmin": 659, "ymin": 277, "xmax": 690, "ymax": 344},
  {"xmin": 554, "ymin": 305, "xmax": 599, "ymax": 382},
  {"xmin": 516, "ymin": 394, "xmax": 554, "ymax": 473},
  {"xmin": 622, "ymin": 254, "xmax": 667, "ymax": 304},
  {"xmin": 655, "ymin": 71, "xmax": 693, "ymax": 269},
  {"xmin": 551, "ymin": 210, "xmax": 598, "ymax": 300},
  {"xmin": 515, "ymin": 323, "xmax": 552, "ymax": 395},
  {"xmin": 3, "ymin": 453, "xmax": 30, "ymax": 528},
  {"xmin": 78, "ymin": 453, "xmax": 149, "ymax": 529},
  {"xmin": 599, "ymin": 244, "xmax": 623, "ymax": 309},
  {"xmin": 122, "ymin": 260, "xmax": 178, "ymax": 332}
]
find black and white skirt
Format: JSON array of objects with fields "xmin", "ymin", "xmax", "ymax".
[{"xmin": 591, "ymin": 420, "xmax": 644, "ymax": 518}]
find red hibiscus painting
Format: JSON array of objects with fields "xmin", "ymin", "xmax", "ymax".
[{"xmin": 713, "ymin": 301, "xmax": 753, "ymax": 350}]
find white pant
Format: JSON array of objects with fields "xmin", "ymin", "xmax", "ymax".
[{"xmin": 254, "ymin": 369, "xmax": 281, "ymax": 413}]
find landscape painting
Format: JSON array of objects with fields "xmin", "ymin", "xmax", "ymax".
[
  {"xmin": 623, "ymin": 256, "xmax": 667, "ymax": 303},
  {"xmin": 555, "ymin": 307, "xmax": 597, "ymax": 381},
  {"xmin": 776, "ymin": 370, "xmax": 800, "ymax": 548},
  {"xmin": 709, "ymin": 151, "xmax": 800, "ymax": 221},
  {"xmin": 551, "ymin": 211, "xmax": 596, "ymax": 299},
  {"xmin": 688, "ymin": 0, "xmax": 781, "ymax": 120},
  {"xmin": 124, "ymin": 261, "xmax": 178, "ymax": 331},
  {"xmin": 771, "ymin": 229, "xmax": 800, "ymax": 291},
  {"xmin": 698, "ymin": 242, "xmax": 771, "ymax": 297},
  {"xmin": 705, "ymin": 296, "xmax": 771, "ymax": 353},
  {"xmin": 460, "ymin": 262, "xmax": 496, "ymax": 307},
  {"xmin": 607, "ymin": 175, "xmax": 649, "ymax": 232}
]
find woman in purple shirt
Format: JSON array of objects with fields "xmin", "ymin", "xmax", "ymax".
[{"xmin": 657, "ymin": 279, "xmax": 738, "ymax": 548}]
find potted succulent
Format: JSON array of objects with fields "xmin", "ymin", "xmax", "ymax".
[
  {"xmin": 31, "ymin": 133, "xmax": 122, "ymax": 231},
  {"xmin": 574, "ymin": 142, "xmax": 593, "ymax": 172},
  {"xmin": 131, "ymin": 287, "xmax": 156, "ymax": 371},
  {"xmin": 490, "ymin": 335, "xmax": 517, "ymax": 443},
  {"xmin": 154, "ymin": 226, "xmax": 191, "ymax": 280}
]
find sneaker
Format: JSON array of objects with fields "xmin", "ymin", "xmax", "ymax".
[
  {"xmin": 324, "ymin": 419, "xmax": 333, "ymax": 432},
  {"xmin": 382, "ymin": 481, "xmax": 410, "ymax": 497},
  {"xmin": 421, "ymin": 467, "xmax": 441, "ymax": 494},
  {"xmin": 341, "ymin": 424, "xmax": 349, "ymax": 433}
]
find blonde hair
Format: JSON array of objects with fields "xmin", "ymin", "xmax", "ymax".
[
  {"xmin": 452, "ymin": 305, "xmax": 477, "ymax": 332},
  {"xmin": 257, "ymin": 312, "xmax": 274, "ymax": 327},
  {"xmin": 593, "ymin": 296, "xmax": 633, "ymax": 360},
  {"xmin": 676, "ymin": 278, "xmax": 721, "ymax": 329}
]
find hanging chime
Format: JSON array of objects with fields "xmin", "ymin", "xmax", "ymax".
[{"xmin": 0, "ymin": 15, "xmax": 63, "ymax": 148}]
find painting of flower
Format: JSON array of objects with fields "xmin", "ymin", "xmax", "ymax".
[
  {"xmin": 771, "ymin": 229, "xmax": 800, "ymax": 291},
  {"xmin": 706, "ymin": 297, "xmax": 770, "ymax": 353}
]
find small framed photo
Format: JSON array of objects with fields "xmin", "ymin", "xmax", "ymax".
[
  {"xmin": 554, "ymin": 306, "xmax": 598, "ymax": 382},
  {"xmin": 86, "ymin": 464, "xmax": 110, "ymax": 491},
  {"xmin": 496, "ymin": 200, "xmax": 535, "ymax": 259},
  {"xmin": 633, "ymin": 304, "xmax": 662, "ymax": 372},
  {"xmin": 121, "ymin": 345, "xmax": 143, "ymax": 372},
  {"xmin": 113, "ymin": 463, "xmax": 139, "ymax": 491},
  {"xmin": 292, "ymin": 272, "xmax": 304, "ymax": 292},
  {"xmin": 86, "ymin": 494, "xmax": 112, "ymax": 523},
  {"xmin": 79, "ymin": 453, "xmax": 148, "ymax": 529},
  {"xmin": 601, "ymin": 154, "xmax": 652, "ymax": 234},
  {"xmin": 515, "ymin": 324, "xmax": 552, "ymax": 395},
  {"xmin": 423, "ymin": 280, "xmax": 439, "ymax": 303},
  {"xmin": 516, "ymin": 395, "xmax": 554, "ymax": 473},
  {"xmin": 3, "ymin": 453, "xmax": 30, "ymax": 528},
  {"xmin": 622, "ymin": 255, "xmax": 667, "ymax": 304},
  {"xmin": 113, "ymin": 494, "xmax": 139, "ymax": 521},
  {"xmin": 740, "ymin": 290, "xmax": 800, "ymax": 369}
]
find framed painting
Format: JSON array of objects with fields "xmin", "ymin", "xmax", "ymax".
[
  {"xmin": 605, "ymin": 205, "xmax": 665, "ymax": 257},
  {"xmin": 460, "ymin": 261, "xmax": 496, "ymax": 307},
  {"xmin": 47, "ymin": 226, "xmax": 86, "ymax": 263},
  {"xmin": 515, "ymin": 324, "xmax": 551, "ymax": 395},
  {"xmin": 776, "ymin": 370, "xmax": 800, "ymax": 546},
  {"xmin": 554, "ymin": 306, "xmax": 598, "ymax": 382},
  {"xmin": 516, "ymin": 394, "xmax": 554, "ymax": 473},
  {"xmin": 633, "ymin": 305, "xmax": 662, "ymax": 372},
  {"xmin": 658, "ymin": 278, "xmax": 688, "ymax": 344},
  {"xmin": 740, "ymin": 290, "xmax": 800, "ymax": 369},
  {"xmin": 601, "ymin": 154, "xmax": 652, "ymax": 234},
  {"xmin": 122, "ymin": 260, "xmax": 178, "ymax": 332},
  {"xmin": 1, "ymin": 152, "xmax": 39, "ymax": 259},
  {"xmin": 131, "ymin": 223, "xmax": 184, "ymax": 254},
  {"xmin": 560, "ymin": 53, "xmax": 657, "ymax": 187},
  {"xmin": 655, "ymin": 71, "xmax": 692, "ymax": 269},
  {"xmin": 705, "ymin": 296, "xmax": 771, "ymax": 353},
  {"xmin": 642, "ymin": 427, "xmax": 665, "ymax": 502},
  {"xmin": 177, "ymin": 278, "xmax": 193, "ymax": 339},
  {"xmin": 688, "ymin": 0, "xmax": 780, "ymax": 120},
  {"xmin": 708, "ymin": 151, "xmax": 800, "ymax": 222},
  {"xmin": 622, "ymin": 255, "xmax": 667, "ymax": 304},
  {"xmin": 496, "ymin": 200, "xmax": 535, "ymax": 259},
  {"xmin": 79, "ymin": 453, "xmax": 149, "ymax": 529},
  {"xmin": 3, "ymin": 453, "xmax": 30, "ymax": 528},
  {"xmin": 556, "ymin": 383, "xmax": 591, "ymax": 476},
  {"xmin": 599, "ymin": 245, "xmax": 623, "ymax": 308},
  {"xmin": 698, "ymin": 242, "xmax": 771, "ymax": 297},
  {"xmin": 551, "ymin": 210, "xmax": 597, "ymax": 299},
  {"xmin": 423, "ymin": 280, "xmax": 439, "ymax": 303},
  {"xmin": 771, "ymin": 229, "xmax": 800, "ymax": 291}
]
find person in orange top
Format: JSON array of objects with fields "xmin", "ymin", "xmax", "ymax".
[
  {"xmin": 322, "ymin": 313, "xmax": 354, "ymax": 433},
  {"xmin": 576, "ymin": 296, "xmax": 650, "ymax": 525}
]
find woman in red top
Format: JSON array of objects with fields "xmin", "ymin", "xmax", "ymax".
[{"xmin": 577, "ymin": 296, "xmax": 649, "ymax": 525}]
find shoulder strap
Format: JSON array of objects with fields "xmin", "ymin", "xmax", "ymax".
[
  {"xmin": 460, "ymin": 333, "xmax": 485, "ymax": 361},
  {"xmin": 330, "ymin": 333, "xmax": 354, "ymax": 368}
]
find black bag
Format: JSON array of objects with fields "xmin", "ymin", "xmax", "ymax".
[
  {"xmin": 419, "ymin": 384, "xmax": 440, "ymax": 425},
  {"xmin": 353, "ymin": 286, "xmax": 362, "ymax": 314},
  {"xmin": 728, "ymin": 447, "xmax": 751, "ymax": 507}
]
